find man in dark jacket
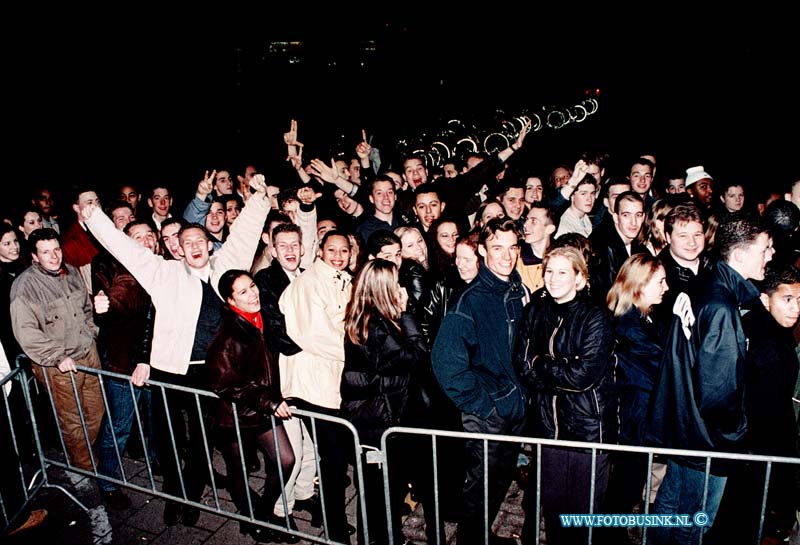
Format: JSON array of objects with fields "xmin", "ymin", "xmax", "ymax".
[
  {"xmin": 590, "ymin": 190, "xmax": 647, "ymax": 301},
  {"xmin": 432, "ymin": 218, "xmax": 529, "ymax": 545},
  {"xmin": 92, "ymin": 220, "xmax": 159, "ymax": 509},
  {"xmin": 710, "ymin": 263, "xmax": 800, "ymax": 543},
  {"xmin": 253, "ymin": 222, "xmax": 321, "ymax": 532},
  {"xmin": 647, "ymin": 215, "xmax": 774, "ymax": 544}
]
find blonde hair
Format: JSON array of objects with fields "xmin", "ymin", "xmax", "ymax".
[
  {"xmin": 344, "ymin": 259, "xmax": 403, "ymax": 345},
  {"xmin": 543, "ymin": 246, "xmax": 588, "ymax": 292},
  {"xmin": 606, "ymin": 253, "xmax": 664, "ymax": 317}
]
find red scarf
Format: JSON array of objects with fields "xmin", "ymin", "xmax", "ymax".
[{"xmin": 231, "ymin": 306, "xmax": 263, "ymax": 332}]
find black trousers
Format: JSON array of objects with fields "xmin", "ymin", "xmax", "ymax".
[
  {"xmin": 457, "ymin": 409, "xmax": 525, "ymax": 545},
  {"xmin": 150, "ymin": 366, "xmax": 213, "ymax": 503},
  {"xmin": 290, "ymin": 398, "xmax": 352, "ymax": 543}
]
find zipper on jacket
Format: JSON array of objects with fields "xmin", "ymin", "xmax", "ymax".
[
  {"xmin": 552, "ymin": 395, "xmax": 559, "ymax": 439},
  {"xmin": 548, "ymin": 316, "xmax": 563, "ymax": 358},
  {"xmin": 592, "ymin": 389, "xmax": 603, "ymax": 443}
]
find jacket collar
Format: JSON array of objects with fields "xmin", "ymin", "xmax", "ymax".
[
  {"xmin": 714, "ymin": 260, "xmax": 761, "ymax": 306},
  {"xmin": 314, "ymin": 259, "xmax": 352, "ymax": 289},
  {"xmin": 476, "ymin": 263, "xmax": 523, "ymax": 293}
]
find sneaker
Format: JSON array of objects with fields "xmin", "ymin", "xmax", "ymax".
[
  {"xmin": 101, "ymin": 489, "xmax": 132, "ymax": 510},
  {"xmin": 7, "ymin": 509, "xmax": 48, "ymax": 535}
]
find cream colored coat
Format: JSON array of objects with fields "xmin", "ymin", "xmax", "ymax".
[{"xmin": 279, "ymin": 259, "xmax": 352, "ymax": 409}]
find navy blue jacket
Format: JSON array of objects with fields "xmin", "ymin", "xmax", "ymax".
[{"xmin": 432, "ymin": 265, "xmax": 529, "ymax": 421}]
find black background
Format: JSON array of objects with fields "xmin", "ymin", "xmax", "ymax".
[{"xmin": 8, "ymin": 11, "xmax": 799, "ymax": 205}]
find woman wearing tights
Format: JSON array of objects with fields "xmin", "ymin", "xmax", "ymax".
[{"xmin": 207, "ymin": 269, "xmax": 295, "ymax": 542}]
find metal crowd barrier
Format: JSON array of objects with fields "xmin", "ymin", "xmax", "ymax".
[
  {"xmin": 381, "ymin": 426, "xmax": 800, "ymax": 545},
  {"xmin": 1, "ymin": 364, "xmax": 89, "ymax": 535},
  {"xmin": 6, "ymin": 363, "xmax": 367, "ymax": 544},
  {"xmin": 7, "ymin": 359, "xmax": 799, "ymax": 545}
]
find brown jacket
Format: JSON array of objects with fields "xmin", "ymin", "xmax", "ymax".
[
  {"xmin": 10, "ymin": 263, "xmax": 97, "ymax": 367},
  {"xmin": 206, "ymin": 310, "xmax": 283, "ymax": 429}
]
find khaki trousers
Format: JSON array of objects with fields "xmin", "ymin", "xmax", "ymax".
[{"xmin": 32, "ymin": 346, "xmax": 105, "ymax": 471}]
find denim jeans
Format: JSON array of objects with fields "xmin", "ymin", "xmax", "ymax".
[
  {"xmin": 97, "ymin": 376, "xmax": 155, "ymax": 492},
  {"xmin": 649, "ymin": 459, "xmax": 727, "ymax": 545}
]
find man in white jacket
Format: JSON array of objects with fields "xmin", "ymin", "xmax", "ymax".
[{"xmin": 80, "ymin": 174, "xmax": 271, "ymax": 526}]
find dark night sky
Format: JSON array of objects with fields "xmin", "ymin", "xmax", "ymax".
[{"xmin": 8, "ymin": 12, "xmax": 799, "ymax": 206}]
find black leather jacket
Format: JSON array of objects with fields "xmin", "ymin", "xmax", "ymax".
[
  {"xmin": 514, "ymin": 289, "xmax": 616, "ymax": 443},
  {"xmin": 418, "ymin": 268, "xmax": 469, "ymax": 348}
]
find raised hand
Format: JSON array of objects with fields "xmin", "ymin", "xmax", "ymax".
[
  {"xmin": 249, "ymin": 173, "xmax": 267, "ymax": 195},
  {"xmin": 297, "ymin": 185, "xmax": 322, "ymax": 205},
  {"xmin": 355, "ymin": 129, "xmax": 372, "ymax": 160},
  {"xmin": 288, "ymin": 145, "xmax": 304, "ymax": 170},
  {"xmin": 197, "ymin": 169, "xmax": 216, "ymax": 200},
  {"xmin": 309, "ymin": 158, "xmax": 340, "ymax": 184},
  {"xmin": 514, "ymin": 119, "xmax": 532, "ymax": 150},
  {"xmin": 396, "ymin": 286, "xmax": 409, "ymax": 312},
  {"xmin": 283, "ymin": 119, "xmax": 304, "ymax": 149}
]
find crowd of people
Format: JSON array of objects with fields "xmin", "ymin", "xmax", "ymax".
[{"xmin": 1, "ymin": 119, "xmax": 799, "ymax": 544}]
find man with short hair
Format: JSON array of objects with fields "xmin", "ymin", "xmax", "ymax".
[
  {"xmin": 81, "ymin": 174, "xmax": 271, "ymax": 526},
  {"xmin": 517, "ymin": 203, "xmax": 555, "ymax": 292},
  {"xmin": 61, "ymin": 187, "xmax": 102, "ymax": 290},
  {"xmin": 413, "ymin": 187, "xmax": 445, "ymax": 233},
  {"xmin": 555, "ymin": 175, "xmax": 596, "ymax": 238},
  {"xmin": 496, "ymin": 179, "xmax": 526, "ymax": 222},
  {"xmin": 628, "ymin": 157, "xmax": 656, "ymax": 209},
  {"xmin": 213, "ymin": 169, "xmax": 234, "ymax": 196},
  {"xmin": 433, "ymin": 218, "xmax": 529, "ymax": 545},
  {"xmin": 31, "ymin": 186, "xmax": 60, "ymax": 233},
  {"xmin": 147, "ymin": 184, "xmax": 173, "ymax": 230},
  {"xmin": 119, "ymin": 184, "xmax": 141, "ymax": 216},
  {"xmin": 356, "ymin": 176, "xmax": 403, "ymax": 242},
  {"xmin": 253, "ymin": 223, "xmax": 321, "ymax": 530},
  {"xmin": 648, "ymin": 215, "xmax": 775, "ymax": 544},
  {"xmin": 655, "ymin": 203, "xmax": 713, "ymax": 325},
  {"xmin": 711, "ymin": 263, "xmax": 800, "ymax": 543},
  {"xmin": 107, "ymin": 201, "xmax": 136, "ymax": 231},
  {"xmin": 590, "ymin": 190, "xmax": 647, "ymax": 299},
  {"xmin": 10, "ymin": 228, "xmax": 104, "ymax": 472}
]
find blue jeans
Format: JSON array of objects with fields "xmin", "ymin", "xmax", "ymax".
[
  {"xmin": 649, "ymin": 459, "xmax": 727, "ymax": 545},
  {"xmin": 97, "ymin": 377, "xmax": 155, "ymax": 492}
]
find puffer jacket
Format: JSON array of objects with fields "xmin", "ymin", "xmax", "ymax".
[
  {"xmin": 514, "ymin": 289, "xmax": 616, "ymax": 443},
  {"xmin": 206, "ymin": 310, "xmax": 283, "ymax": 430},
  {"xmin": 341, "ymin": 312, "xmax": 427, "ymax": 446}
]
